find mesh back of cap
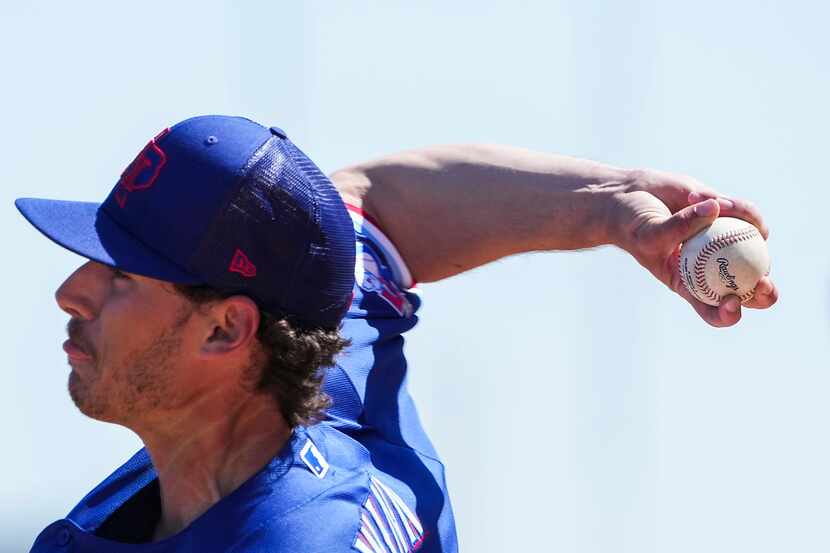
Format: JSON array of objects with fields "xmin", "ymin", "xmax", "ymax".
[{"xmin": 190, "ymin": 136, "xmax": 355, "ymax": 328}]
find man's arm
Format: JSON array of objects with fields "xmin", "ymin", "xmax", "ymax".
[{"xmin": 331, "ymin": 145, "xmax": 778, "ymax": 327}]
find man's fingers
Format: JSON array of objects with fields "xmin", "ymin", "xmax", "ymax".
[
  {"xmin": 743, "ymin": 276, "xmax": 779, "ymax": 309},
  {"xmin": 687, "ymin": 284, "xmax": 772, "ymax": 327},
  {"xmin": 683, "ymin": 280, "xmax": 773, "ymax": 326},
  {"xmin": 688, "ymin": 191, "xmax": 769, "ymax": 239},
  {"xmin": 670, "ymin": 251, "xmax": 773, "ymax": 325},
  {"xmin": 634, "ymin": 171, "xmax": 768, "ymax": 239},
  {"xmin": 674, "ymin": 277, "xmax": 742, "ymax": 327},
  {"xmin": 715, "ymin": 295, "xmax": 743, "ymax": 326},
  {"xmin": 724, "ymin": 198, "xmax": 769, "ymax": 239}
]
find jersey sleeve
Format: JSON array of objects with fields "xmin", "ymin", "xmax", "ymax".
[{"xmin": 322, "ymin": 205, "xmax": 436, "ymax": 457}]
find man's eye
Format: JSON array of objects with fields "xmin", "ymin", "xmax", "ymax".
[{"xmin": 112, "ymin": 268, "xmax": 131, "ymax": 280}]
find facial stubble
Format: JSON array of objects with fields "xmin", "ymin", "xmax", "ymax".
[{"xmin": 68, "ymin": 305, "xmax": 194, "ymax": 424}]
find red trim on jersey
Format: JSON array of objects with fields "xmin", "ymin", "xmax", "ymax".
[
  {"xmin": 345, "ymin": 203, "xmax": 384, "ymax": 229},
  {"xmin": 345, "ymin": 203, "xmax": 418, "ymax": 288}
]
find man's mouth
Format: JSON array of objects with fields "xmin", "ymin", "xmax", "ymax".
[
  {"xmin": 63, "ymin": 339, "xmax": 93, "ymax": 362},
  {"xmin": 65, "ymin": 319, "xmax": 95, "ymax": 363}
]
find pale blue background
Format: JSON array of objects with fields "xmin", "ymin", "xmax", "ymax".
[{"xmin": 1, "ymin": 2, "xmax": 827, "ymax": 552}]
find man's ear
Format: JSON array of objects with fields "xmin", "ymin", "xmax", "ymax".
[{"xmin": 201, "ymin": 296, "xmax": 260, "ymax": 356}]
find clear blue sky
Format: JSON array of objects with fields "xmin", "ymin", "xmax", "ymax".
[{"xmin": 2, "ymin": 2, "xmax": 827, "ymax": 552}]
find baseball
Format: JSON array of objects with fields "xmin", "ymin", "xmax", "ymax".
[{"xmin": 679, "ymin": 217, "xmax": 770, "ymax": 306}]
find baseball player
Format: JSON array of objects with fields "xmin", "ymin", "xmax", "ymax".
[{"xmin": 16, "ymin": 115, "xmax": 777, "ymax": 552}]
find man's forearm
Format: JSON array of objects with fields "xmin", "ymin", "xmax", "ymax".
[{"xmin": 331, "ymin": 145, "xmax": 632, "ymax": 282}]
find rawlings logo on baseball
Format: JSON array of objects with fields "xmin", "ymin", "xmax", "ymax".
[
  {"xmin": 679, "ymin": 217, "xmax": 770, "ymax": 306},
  {"xmin": 715, "ymin": 257, "xmax": 738, "ymax": 291}
]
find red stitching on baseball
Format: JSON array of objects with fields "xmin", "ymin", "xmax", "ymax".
[{"xmin": 681, "ymin": 226, "xmax": 760, "ymax": 304}]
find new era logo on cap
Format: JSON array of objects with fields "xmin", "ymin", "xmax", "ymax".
[{"xmin": 229, "ymin": 249, "xmax": 257, "ymax": 278}]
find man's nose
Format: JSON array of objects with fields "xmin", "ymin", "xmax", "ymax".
[{"xmin": 55, "ymin": 261, "xmax": 106, "ymax": 320}]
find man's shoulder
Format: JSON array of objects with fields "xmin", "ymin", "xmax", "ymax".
[
  {"xmin": 228, "ymin": 471, "xmax": 425, "ymax": 553},
  {"xmin": 226, "ymin": 489, "xmax": 363, "ymax": 553},
  {"xmin": 66, "ymin": 426, "xmax": 373, "ymax": 525},
  {"xmin": 224, "ymin": 426, "xmax": 425, "ymax": 553}
]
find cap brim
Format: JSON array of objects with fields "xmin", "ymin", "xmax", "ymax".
[{"xmin": 16, "ymin": 198, "xmax": 201, "ymax": 283}]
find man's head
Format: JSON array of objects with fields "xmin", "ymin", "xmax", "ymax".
[{"xmin": 18, "ymin": 115, "xmax": 356, "ymax": 428}]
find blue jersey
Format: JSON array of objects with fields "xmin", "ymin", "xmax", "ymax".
[{"xmin": 30, "ymin": 207, "xmax": 457, "ymax": 553}]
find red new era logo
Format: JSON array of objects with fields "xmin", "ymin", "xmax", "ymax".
[{"xmin": 229, "ymin": 249, "xmax": 257, "ymax": 278}]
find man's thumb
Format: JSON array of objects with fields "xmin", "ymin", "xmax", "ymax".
[{"xmin": 658, "ymin": 199, "xmax": 720, "ymax": 246}]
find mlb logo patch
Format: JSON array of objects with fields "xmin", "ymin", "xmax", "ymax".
[{"xmin": 300, "ymin": 439, "xmax": 329, "ymax": 479}]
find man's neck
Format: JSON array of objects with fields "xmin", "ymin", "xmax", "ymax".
[{"xmin": 131, "ymin": 391, "xmax": 293, "ymax": 542}]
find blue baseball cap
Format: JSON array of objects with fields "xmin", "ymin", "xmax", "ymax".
[{"xmin": 16, "ymin": 115, "xmax": 356, "ymax": 329}]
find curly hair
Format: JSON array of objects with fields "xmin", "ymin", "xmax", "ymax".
[{"xmin": 174, "ymin": 284, "xmax": 350, "ymax": 427}]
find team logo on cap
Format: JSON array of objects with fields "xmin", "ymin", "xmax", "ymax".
[{"xmin": 114, "ymin": 128, "xmax": 170, "ymax": 208}]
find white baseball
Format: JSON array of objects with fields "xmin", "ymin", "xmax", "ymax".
[{"xmin": 679, "ymin": 217, "xmax": 770, "ymax": 306}]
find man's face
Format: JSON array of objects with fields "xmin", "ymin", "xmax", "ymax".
[{"xmin": 56, "ymin": 261, "xmax": 200, "ymax": 426}]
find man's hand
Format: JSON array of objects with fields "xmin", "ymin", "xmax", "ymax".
[{"xmin": 610, "ymin": 169, "xmax": 779, "ymax": 327}]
